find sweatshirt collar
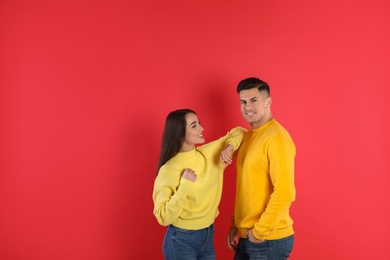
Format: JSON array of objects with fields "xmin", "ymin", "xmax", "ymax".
[
  {"xmin": 252, "ymin": 119, "xmax": 275, "ymax": 133},
  {"xmin": 176, "ymin": 147, "xmax": 197, "ymax": 160}
]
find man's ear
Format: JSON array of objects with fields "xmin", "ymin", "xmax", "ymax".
[{"xmin": 266, "ymin": 97, "xmax": 272, "ymax": 107}]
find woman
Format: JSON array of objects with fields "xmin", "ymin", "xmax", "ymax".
[{"xmin": 153, "ymin": 108, "xmax": 246, "ymax": 259}]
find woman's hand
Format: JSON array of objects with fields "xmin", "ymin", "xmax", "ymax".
[
  {"xmin": 181, "ymin": 168, "xmax": 197, "ymax": 182},
  {"xmin": 220, "ymin": 144, "xmax": 234, "ymax": 165}
]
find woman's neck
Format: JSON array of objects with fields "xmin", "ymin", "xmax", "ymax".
[{"xmin": 180, "ymin": 144, "xmax": 194, "ymax": 152}]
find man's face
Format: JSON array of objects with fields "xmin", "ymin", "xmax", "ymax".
[{"xmin": 239, "ymin": 88, "xmax": 271, "ymax": 129}]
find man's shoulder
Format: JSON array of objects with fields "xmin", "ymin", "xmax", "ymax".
[{"xmin": 267, "ymin": 120, "xmax": 290, "ymax": 134}]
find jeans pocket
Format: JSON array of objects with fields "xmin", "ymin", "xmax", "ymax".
[{"xmin": 247, "ymin": 238, "xmax": 267, "ymax": 245}]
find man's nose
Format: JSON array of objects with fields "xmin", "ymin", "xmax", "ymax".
[{"xmin": 244, "ymin": 103, "xmax": 252, "ymax": 110}]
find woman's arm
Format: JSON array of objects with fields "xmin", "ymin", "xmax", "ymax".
[{"xmin": 152, "ymin": 167, "xmax": 195, "ymax": 226}]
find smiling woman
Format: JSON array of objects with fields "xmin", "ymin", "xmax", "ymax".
[
  {"xmin": 180, "ymin": 112, "xmax": 205, "ymax": 152},
  {"xmin": 152, "ymin": 109, "xmax": 246, "ymax": 259}
]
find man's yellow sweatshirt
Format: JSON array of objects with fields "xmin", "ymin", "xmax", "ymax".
[{"xmin": 232, "ymin": 119, "xmax": 296, "ymax": 240}]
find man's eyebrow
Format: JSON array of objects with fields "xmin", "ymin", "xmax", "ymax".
[{"xmin": 240, "ymin": 97, "xmax": 257, "ymax": 101}]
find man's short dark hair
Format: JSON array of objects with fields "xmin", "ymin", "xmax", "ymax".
[{"xmin": 237, "ymin": 77, "xmax": 270, "ymax": 96}]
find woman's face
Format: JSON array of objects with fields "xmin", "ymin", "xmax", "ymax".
[{"xmin": 180, "ymin": 112, "xmax": 205, "ymax": 152}]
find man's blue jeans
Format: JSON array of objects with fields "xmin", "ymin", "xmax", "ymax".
[
  {"xmin": 162, "ymin": 224, "xmax": 215, "ymax": 260},
  {"xmin": 234, "ymin": 235, "xmax": 294, "ymax": 260}
]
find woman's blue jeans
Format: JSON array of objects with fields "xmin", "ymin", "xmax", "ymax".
[
  {"xmin": 234, "ymin": 235, "xmax": 294, "ymax": 260},
  {"xmin": 162, "ymin": 224, "xmax": 215, "ymax": 260}
]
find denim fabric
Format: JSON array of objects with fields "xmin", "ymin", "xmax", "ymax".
[
  {"xmin": 162, "ymin": 224, "xmax": 215, "ymax": 260},
  {"xmin": 234, "ymin": 235, "xmax": 294, "ymax": 260}
]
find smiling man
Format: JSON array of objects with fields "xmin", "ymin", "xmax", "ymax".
[{"xmin": 226, "ymin": 77, "xmax": 296, "ymax": 260}]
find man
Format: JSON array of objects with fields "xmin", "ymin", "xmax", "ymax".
[{"xmin": 227, "ymin": 77, "xmax": 296, "ymax": 259}]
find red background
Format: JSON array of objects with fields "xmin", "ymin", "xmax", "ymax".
[{"xmin": 1, "ymin": 1, "xmax": 389, "ymax": 259}]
